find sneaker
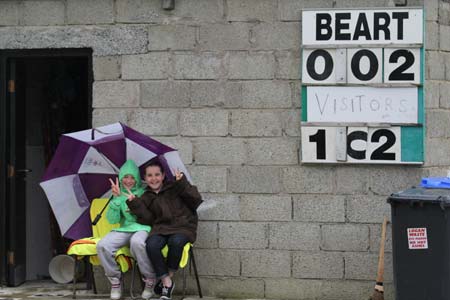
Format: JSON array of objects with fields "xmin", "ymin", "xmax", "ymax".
[
  {"xmin": 160, "ymin": 283, "xmax": 175, "ymax": 300},
  {"xmin": 142, "ymin": 278, "xmax": 156, "ymax": 300},
  {"xmin": 108, "ymin": 277, "xmax": 122, "ymax": 300},
  {"xmin": 110, "ymin": 284, "xmax": 122, "ymax": 300},
  {"xmin": 153, "ymin": 280, "xmax": 163, "ymax": 295}
]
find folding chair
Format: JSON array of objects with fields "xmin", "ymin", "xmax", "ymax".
[{"xmin": 67, "ymin": 198, "xmax": 135, "ymax": 299}]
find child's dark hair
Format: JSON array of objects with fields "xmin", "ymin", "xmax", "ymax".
[{"xmin": 143, "ymin": 159, "xmax": 165, "ymax": 174}]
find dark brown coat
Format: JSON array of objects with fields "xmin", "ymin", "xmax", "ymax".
[{"xmin": 126, "ymin": 175, "xmax": 203, "ymax": 242}]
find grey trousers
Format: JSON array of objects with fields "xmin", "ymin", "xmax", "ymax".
[{"xmin": 96, "ymin": 230, "xmax": 156, "ymax": 280}]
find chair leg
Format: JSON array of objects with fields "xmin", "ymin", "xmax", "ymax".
[
  {"xmin": 84, "ymin": 257, "xmax": 92, "ymax": 291},
  {"xmin": 189, "ymin": 248, "xmax": 202, "ymax": 298},
  {"xmin": 129, "ymin": 261, "xmax": 138, "ymax": 300},
  {"xmin": 72, "ymin": 256, "xmax": 78, "ymax": 299},
  {"xmin": 182, "ymin": 265, "xmax": 187, "ymax": 299},
  {"xmin": 92, "ymin": 266, "xmax": 97, "ymax": 294}
]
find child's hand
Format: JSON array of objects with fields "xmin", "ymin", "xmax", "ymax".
[
  {"xmin": 174, "ymin": 168, "xmax": 184, "ymax": 181},
  {"xmin": 109, "ymin": 178, "xmax": 120, "ymax": 196},
  {"xmin": 123, "ymin": 187, "xmax": 136, "ymax": 201}
]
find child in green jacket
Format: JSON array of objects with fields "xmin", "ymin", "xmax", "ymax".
[{"xmin": 97, "ymin": 159, "xmax": 156, "ymax": 300}]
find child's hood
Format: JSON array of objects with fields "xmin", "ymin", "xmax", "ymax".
[{"xmin": 118, "ymin": 159, "xmax": 142, "ymax": 192}]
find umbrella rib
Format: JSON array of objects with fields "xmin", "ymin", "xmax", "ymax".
[{"xmin": 91, "ymin": 128, "xmax": 122, "ymax": 140}]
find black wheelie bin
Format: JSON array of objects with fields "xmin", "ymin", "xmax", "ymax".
[{"xmin": 388, "ymin": 182, "xmax": 450, "ymax": 300}]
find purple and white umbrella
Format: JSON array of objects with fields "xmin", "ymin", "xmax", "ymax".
[{"xmin": 40, "ymin": 122, "xmax": 190, "ymax": 240}]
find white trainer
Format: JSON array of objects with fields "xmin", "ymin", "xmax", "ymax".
[
  {"xmin": 141, "ymin": 286, "xmax": 154, "ymax": 299},
  {"xmin": 108, "ymin": 277, "xmax": 122, "ymax": 300},
  {"xmin": 110, "ymin": 285, "xmax": 122, "ymax": 300},
  {"xmin": 141, "ymin": 278, "xmax": 156, "ymax": 300}
]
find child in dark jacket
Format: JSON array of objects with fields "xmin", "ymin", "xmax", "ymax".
[{"xmin": 124, "ymin": 160, "xmax": 203, "ymax": 300}]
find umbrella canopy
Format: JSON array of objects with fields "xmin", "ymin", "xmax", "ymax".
[{"xmin": 40, "ymin": 122, "xmax": 190, "ymax": 240}]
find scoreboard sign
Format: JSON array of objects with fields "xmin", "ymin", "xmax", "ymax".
[
  {"xmin": 302, "ymin": 9, "xmax": 423, "ymax": 45},
  {"xmin": 301, "ymin": 8, "xmax": 424, "ymax": 164}
]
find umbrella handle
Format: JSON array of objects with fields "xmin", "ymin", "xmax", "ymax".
[
  {"xmin": 91, "ymin": 196, "xmax": 113, "ymax": 226},
  {"xmin": 92, "ymin": 214, "xmax": 102, "ymax": 226}
]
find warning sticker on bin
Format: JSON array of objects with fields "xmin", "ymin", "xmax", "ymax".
[{"xmin": 407, "ymin": 228, "xmax": 428, "ymax": 249}]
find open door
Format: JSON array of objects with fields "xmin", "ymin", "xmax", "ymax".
[
  {"xmin": 5, "ymin": 58, "xmax": 28, "ymax": 286},
  {"xmin": 0, "ymin": 52, "xmax": 6, "ymax": 285},
  {"xmin": 0, "ymin": 49, "xmax": 92, "ymax": 286}
]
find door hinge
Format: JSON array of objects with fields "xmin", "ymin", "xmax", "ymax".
[
  {"xmin": 8, "ymin": 80, "xmax": 15, "ymax": 93},
  {"xmin": 7, "ymin": 251, "xmax": 14, "ymax": 265},
  {"xmin": 7, "ymin": 164, "xmax": 15, "ymax": 178}
]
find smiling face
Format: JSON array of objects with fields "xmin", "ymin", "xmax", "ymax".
[
  {"xmin": 145, "ymin": 165, "xmax": 165, "ymax": 192},
  {"xmin": 121, "ymin": 174, "xmax": 136, "ymax": 190}
]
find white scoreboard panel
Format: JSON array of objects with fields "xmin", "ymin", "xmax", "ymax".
[
  {"xmin": 302, "ymin": 48, "xmax": 421, "ymax": 85},
  {"xmin": 306, "ymin": 86, "xmax": 418, "ymax": 123},
  {"xmin": 301, "ymin": 126, "xmax": 403, "ymax": 164},
  {"xmin": 300, "ymin": 8, "xmax": 424, "ymax": 165},
  {"xmin": 302, "ymin": 9, "xmax": 423, "ymax": 45}
]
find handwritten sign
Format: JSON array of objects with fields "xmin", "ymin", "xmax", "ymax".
[{"xmin": 306, "ymin": 86, "xmax": 418, "ymax": 123}]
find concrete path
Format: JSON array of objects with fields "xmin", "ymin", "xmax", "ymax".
[{"xmin": 0, "ymin": 280, "xmax": 216, "ymax": 300}]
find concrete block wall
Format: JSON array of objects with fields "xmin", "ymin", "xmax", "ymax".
[
  {"xmin": 5, "ymin": 0, "xmax": 450, "ymax": 299},
  {"xmin": 426, "ymin": 1, "xmax": 450, "ymax": 178}
]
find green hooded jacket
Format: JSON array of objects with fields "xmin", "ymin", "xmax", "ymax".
[{"xmin": 106, "ymin": 159, "xmax": 151, "ymax": 233}]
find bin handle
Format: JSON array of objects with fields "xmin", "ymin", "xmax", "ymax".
[
  {"xmin": 408, "ymin": 200, "xmax": 416, "ymax": 208},
  {"xmin": 438, "ymin": 196, "xmax": 445, "ymax": 211}
]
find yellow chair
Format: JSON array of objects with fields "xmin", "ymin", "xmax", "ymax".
[
  {"xmin": 161, "ymin": 242, "xmax": 202, "ymax": 298},
  {"xmin": 67, "ymin": 198, "xmax": 135, "ymax": 298}
]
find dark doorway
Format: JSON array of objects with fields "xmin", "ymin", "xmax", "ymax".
[{"xmin": 0, "ymin": 49, "xmax": 92, "ymax": 286}]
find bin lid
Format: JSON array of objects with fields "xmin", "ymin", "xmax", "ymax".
[
  {"xmin": 421, "ymin": 177, "xmax": 450, "ymax": 189},
  {"xmin": 388, "ymin": 186, "xmax": 450, "ymax": 206}
]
